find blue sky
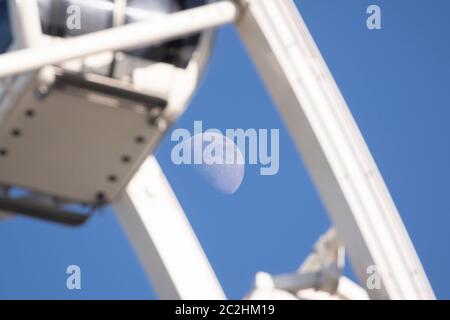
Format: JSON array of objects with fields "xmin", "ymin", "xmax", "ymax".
[{"xmin": 0, "ymin": 0, "xmax": 449, "ymax": 299}]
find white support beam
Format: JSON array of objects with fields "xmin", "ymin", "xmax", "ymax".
[
  {"xmin": 0, "ymin": 1, "xmax": 238, "ymax": 79},
  {"xmin": 334, "ymin": 276, "xmax": 369, "ymax": 300},
  {"xmin": 113, "ymin": 156, "xmax": 226, "ymax": 300},
  {"xmin": 236, "ymin": 0, "xmax": 434, "ymax": 299},
  {"xmin": 8, "ymin": 0, "xmax": 43, "ymax": 48}
]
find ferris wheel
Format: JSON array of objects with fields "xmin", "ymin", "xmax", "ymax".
[{"xmin": 0, "ymin": 0, "xmax": 435, "ymax": 300}]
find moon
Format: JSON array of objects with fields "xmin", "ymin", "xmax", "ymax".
[{"xmin": 189, "ymin": 132, "xmax": 245, "ymax": 195}]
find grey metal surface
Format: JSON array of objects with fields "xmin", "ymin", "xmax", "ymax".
[{"xmin": 0, "ymin": 74, "xmax": 162, "ymax": 203}]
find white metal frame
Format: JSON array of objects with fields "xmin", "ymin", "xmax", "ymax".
[
  {"xmin": 0, "ymin": 1, "xmax": 238, "ymax": 78},
  {"xmin": 0, "ymin": 0, "xmax": 435, "ymax": 299},
  {"xmin": 247, "ymin": 228, "xmax": 369, "ymax": 300},
  {"xmin": 113, "ymin": 156, "xmax": 225, "ymax": 299},
  {"xmin": 236, "ymin": 0, "xmax": 434, "ymax": 300}
]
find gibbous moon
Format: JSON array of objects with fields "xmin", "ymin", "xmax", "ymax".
[{"xmin": 189, "ymin": 132, "xmax": 245, "ymax": 195}]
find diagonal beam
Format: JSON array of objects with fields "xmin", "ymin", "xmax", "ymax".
[
  {"xmin": 113, "ymin": 156, "xmax": 226, "ymax": 300},
  {"xmin": 236, "ymin": 0, "xmax": 434, "ymax": 299},
  {"xmin": 0, "ymin": 1, "xmax": 238, "ymax": 79}
]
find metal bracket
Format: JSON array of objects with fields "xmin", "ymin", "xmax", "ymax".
[{"xmin": 0, "ymin": 190, "xmax": 95, "ymax": 226}]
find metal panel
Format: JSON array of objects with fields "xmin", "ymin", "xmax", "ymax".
[{"xmin": 0, "ymin": 74, "xmax": 161, "ymax": 203}]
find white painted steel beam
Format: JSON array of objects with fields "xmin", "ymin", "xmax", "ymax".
[
  {"xmin": 8, "ymin": 0, "xmax": 43, "ymax": 48},
  {"xmin": 113, "ymin": 156, "xmax": 226, "ymax": 300},
  {"xmin": 236, "ymin": 0, "xmax": 434, "ymax": 299},
  {"xmin": 0, "ymin": 1, "xmax": 238, "ymax": 78}
]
